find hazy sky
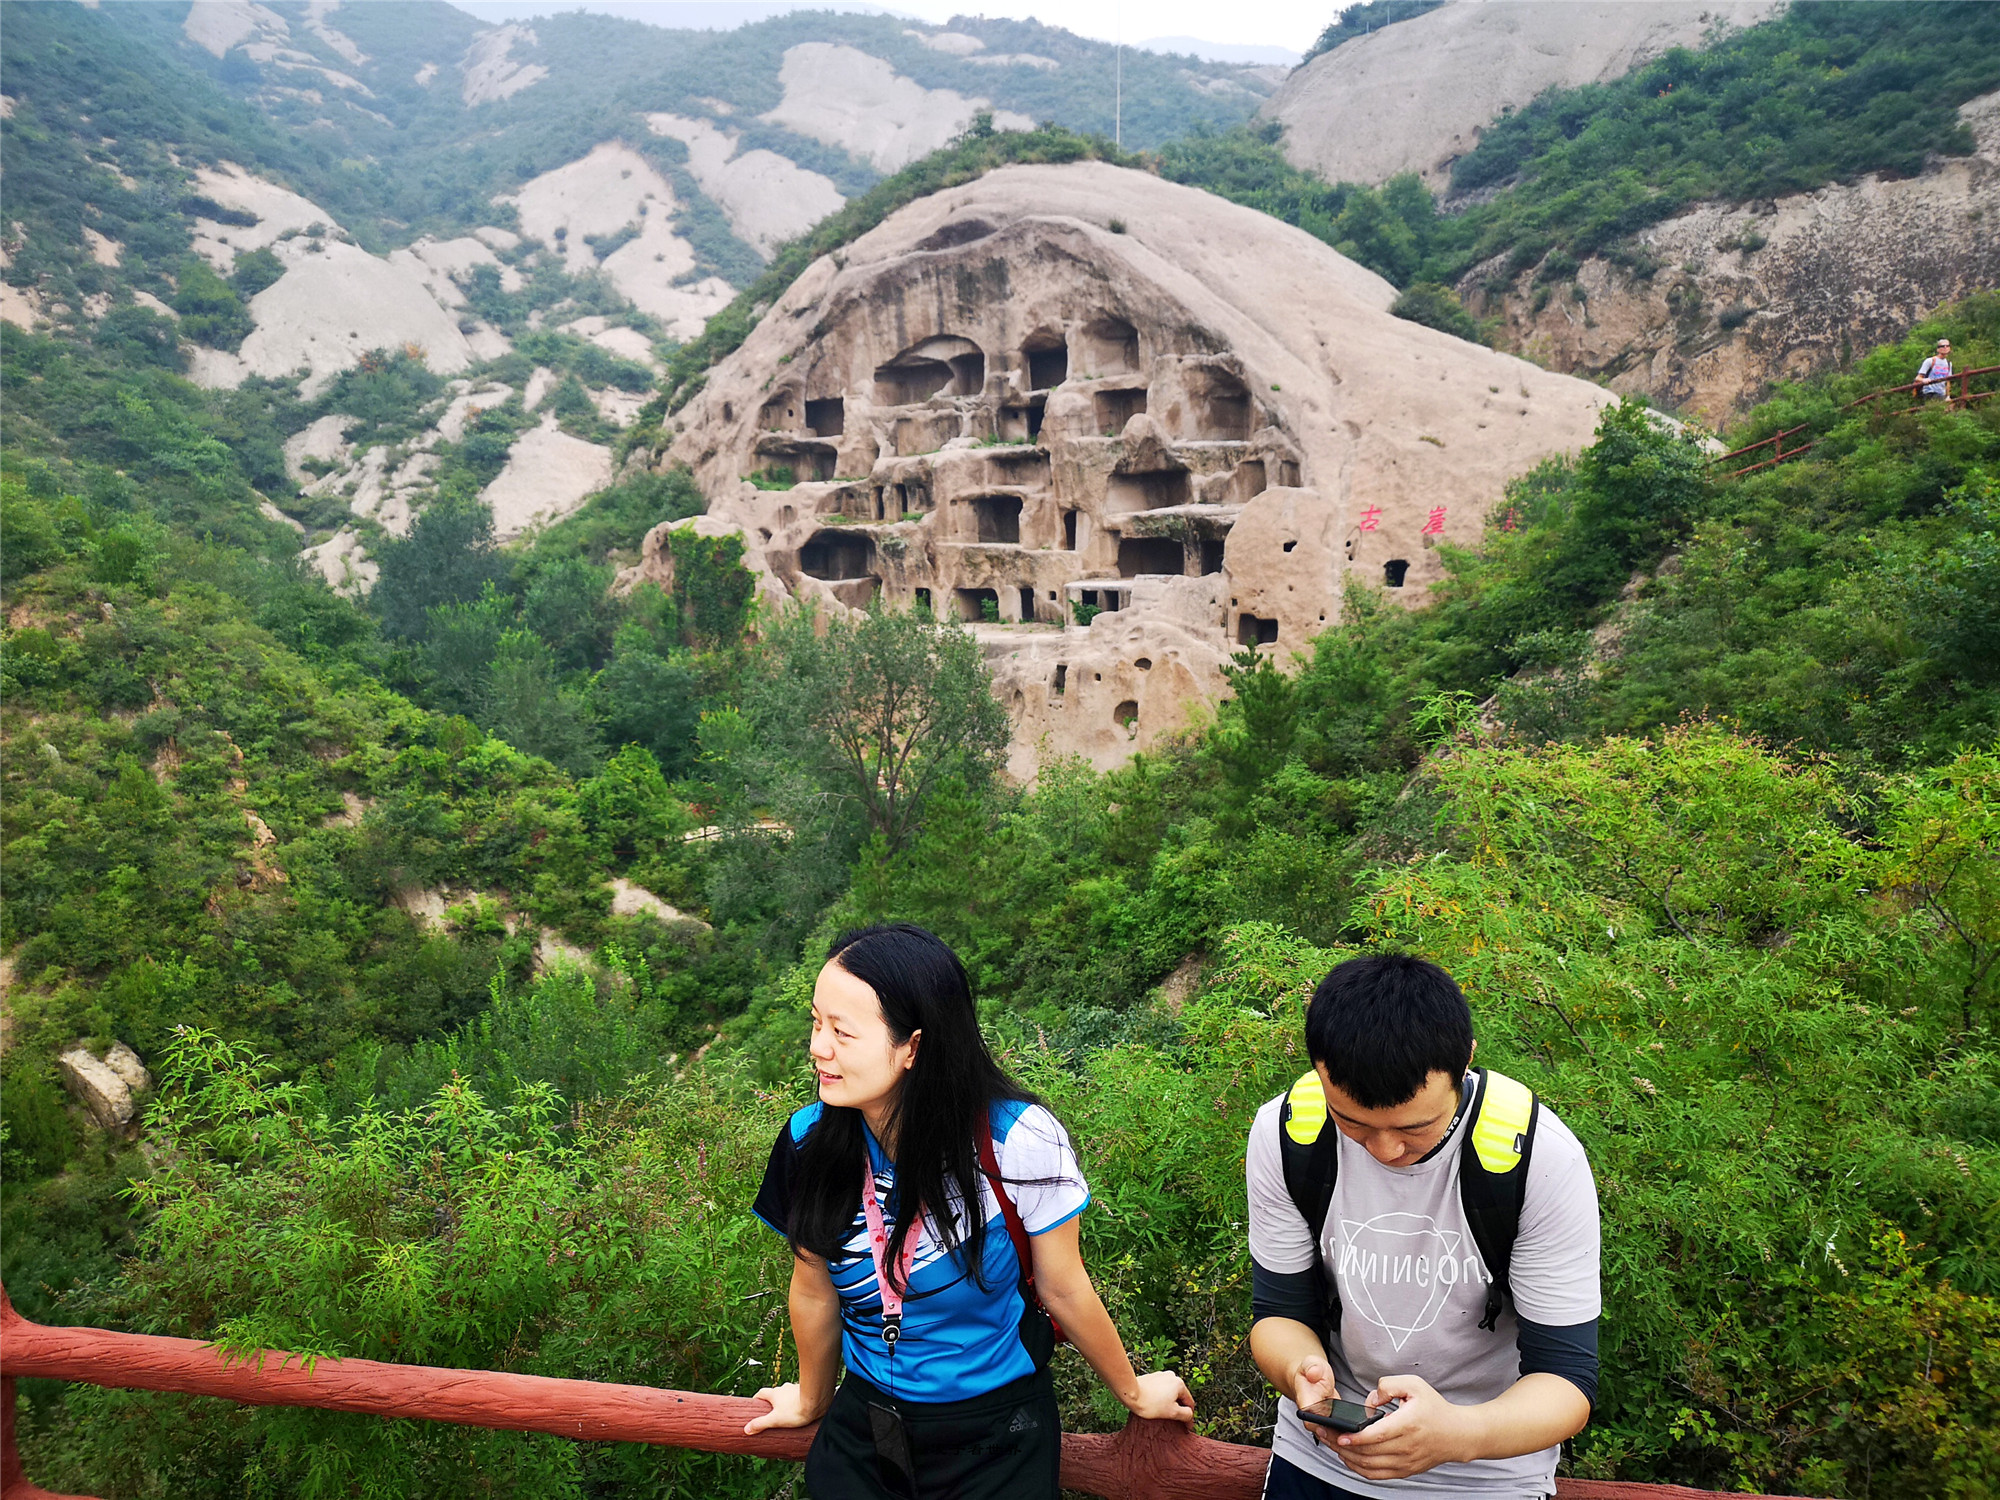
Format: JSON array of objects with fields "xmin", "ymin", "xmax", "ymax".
[{"xmin": 450, "ymin": 0, "xmax": 1320, "ymax": 61}]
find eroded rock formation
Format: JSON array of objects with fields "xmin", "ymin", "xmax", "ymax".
[
  {"xmin": 1464, "ymin": 89, "xmax": 2000, "ymax": 424},
  {"xmin": 639, "ymin": 162, "xmax": 1617, "ymax": 776}
]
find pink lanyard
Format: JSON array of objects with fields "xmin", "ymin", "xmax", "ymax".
[{"xmin": 859, "ymin": 1160, "xmax": 920, "ymax": 1345}]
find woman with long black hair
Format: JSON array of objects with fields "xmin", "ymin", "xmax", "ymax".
[{"xmin": 744, "ymin": 923, "xmax": 1193, "ymax": 1497}]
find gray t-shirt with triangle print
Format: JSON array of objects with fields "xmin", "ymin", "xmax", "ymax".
[{"xmin": 1247, "ymin": 1082, "xmax": 1600, "ymax": 1498}]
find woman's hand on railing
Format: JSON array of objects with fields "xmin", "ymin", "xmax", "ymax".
[
  {"xmin": 1122, "ymin": 1369, "xmax": 1196, "ymax": 1424},
  {"xmin": 744, "ymin": 1380, "xmax": 825, "ymax": 1435}
]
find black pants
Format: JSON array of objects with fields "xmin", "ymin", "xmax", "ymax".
[
  {"xmin": 1262, "ymin": 1451, "xmax": 1554, "ymax": 1498},
  {"xmin": 804, "ymin": 1368, "xmax": 1060, "ymax": 1500},
  {"xmin": 1262, "ymin": 1452, "xmax": 1372, "ymax": 1500}
]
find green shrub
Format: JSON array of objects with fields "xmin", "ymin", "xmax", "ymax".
[{"xmin": 1389, "ymin": 281, "xmax": 1488, "ymax": 344}]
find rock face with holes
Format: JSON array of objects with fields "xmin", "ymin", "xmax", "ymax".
[{"xmin": 653, "ymin": 161, "xmax": 1616, "ymax": 775}]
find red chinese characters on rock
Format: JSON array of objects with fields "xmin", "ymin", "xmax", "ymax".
[
  {"xmin": 1358, "ymin": 505, "xmax": 1383, "ymax": 532},
  {"xmin": 1422, "ymin": 506, "xmax": 1447, "ymax": 537}
]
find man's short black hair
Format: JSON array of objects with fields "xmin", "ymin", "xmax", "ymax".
[{"xmin": 1306, "ymin": 953, "xmax": 1475, "ymax": 1109}]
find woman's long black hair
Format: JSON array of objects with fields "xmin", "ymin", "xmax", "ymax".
[{"xmin": 788, "ymin": 923, "xmax": 1035, "ymax": 1293}]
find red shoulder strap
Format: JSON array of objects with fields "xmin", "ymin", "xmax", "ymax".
[{"xmin": 976, "ymin": 1112, "xmax": 1066, "ymax": 1343}]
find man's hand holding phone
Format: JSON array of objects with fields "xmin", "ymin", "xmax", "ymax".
[
  {"xmin": 1288, "ymin": 1355, "xmax": 1342, "ymax": 1447},
  {"xmin": 1324, "ymin": 1373, "xmax": 1481, "ymax": 1481}
]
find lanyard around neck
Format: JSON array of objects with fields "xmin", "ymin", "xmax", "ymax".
[{"xmin": 859, "ymin": 1159, "xmax": 920, "ymax": 1345}]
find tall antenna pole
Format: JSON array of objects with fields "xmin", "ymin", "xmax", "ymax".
[{"xmin": 1115, "ymin": 0, "xmax": 1123, "ymax": 148}]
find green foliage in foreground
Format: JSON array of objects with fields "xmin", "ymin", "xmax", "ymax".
[
  {"xmin": 17, "ymin": 728, "xmax": 1996, "ymax": 1499},
  {"xmin": 7, "ymin": 292, "xmax": 2000, "ymax": 1498}
]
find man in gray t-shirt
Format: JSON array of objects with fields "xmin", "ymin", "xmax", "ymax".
[{"xmin": 1246, "ymin": 954, "xmax": 1600, "ymax": 1499}]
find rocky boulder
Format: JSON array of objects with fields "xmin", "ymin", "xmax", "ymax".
[{"xmin": 57, "ymin": 1041, "xmax": 151, "ymax": 1135}]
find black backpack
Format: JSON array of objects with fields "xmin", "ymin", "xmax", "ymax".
[{"xmin": 1276, "ymin": 1066, "xmax": 1540, "ymax": 1340}]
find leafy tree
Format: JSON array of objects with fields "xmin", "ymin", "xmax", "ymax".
[
  {"xmin": 739, "ymin": 603, "xmax": 1008, "ymax": 853},
  {"xmin": 592, "ymin": 623, "xmax": 709, "ymax": 778},
  {"xmin": 168, "ymin": 256, "xmax": 251, "ymax": 350},
  {"xmin": 664, "ymin": 527, "xmax": 756, "ymax": 649},
  {"xmin": 371, "ymin": 493, "xmax": 508, "ymax": 641},
  {"xmin": 229, "ymin": 247, "xmax": 284, "ymax": 299},
  {"xmin": 1210, "ymin": 648, "xmax": 1299, "ymax": 800},
  {"xmin": 520, "ymin": 555, "xmax": 615, "ymax": 674},
  {"xmin": 420, "ymin": 585, "xmax": 515, "ymax": 718},
  {"xmin": 485, "ymin": 629, "xmax": 603, "ymax": 777}
]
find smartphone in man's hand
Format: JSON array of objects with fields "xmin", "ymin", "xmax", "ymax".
[{"xmin": 1298, "ymin": 1398, "xmax": 1385, "ymax": 1434}]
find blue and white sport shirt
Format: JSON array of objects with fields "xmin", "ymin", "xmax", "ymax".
[{"xmin": 752, "ymin": 1099, "xmax": 1089, "ymax": 1402}]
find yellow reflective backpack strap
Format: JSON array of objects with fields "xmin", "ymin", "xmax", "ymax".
[
  {"xmin": 1276, "ymin": 1069, "xmax": 1342, "ymax": 1340},
  {"xmin": 1459, "ymin": 1066, "xmax": 1540, "ymax": 1332},
  {"xmin": 1469, "ymin": 1068, "xmax": 1535, "ymax": 1175},
  {"xmin": 1284, "ymin": 1070, "xmax": 1328, "ymax": 1145}
]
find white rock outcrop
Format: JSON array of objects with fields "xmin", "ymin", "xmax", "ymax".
[
  {"xmin": 760, "ymin": 43, "xmax": 1035, "ymax": 173},
  {"xmin": 608, "ymin": 877, "xmax": 710, "ymax": 930},
  {"xmin": 646, "ymin": 113, "xmax": 846, "ymax": 258},
  {"xmin": 57, "ymin": 1041, "xmax": 150, "ymax": 1134},
  {"xmin": 462, "ymin": 25, "xmax": 548, "ymax": 106},
  {"xmin": 181, "ymin": 165, "xmax": 476, "ymax": 395},
  {"xmin": 304, "ymin": 1, "xmax": 366, "ymax": 67},
  {"xmin": 655, "ymin": 161, "xmax": 1617, "ymax": 776},
  {"xmin": 481, "ymin": 415, "xmax": 615, "ymax": 539},
  {"xmin": 1263, "ymin": 0, "xmax": 1780, "ymax": 191},
  {"xmin": 386, "ymin": 235, "xmax": 523, "ymax": 308},
  {"xmin": 183, "ymin": 0, "xmax": 288, "ymax": 60},
  {"xmin": 497, "ymin": 142, "xmax": 734, "ymax": 339},
  {"xmin": 235, "ymin": 239, "xmax": 474, "ymax": 394},
  {"xmin": 188, "ymin": 162, "xmax": 335, "ymax": 272},
  {"xmin": 303, "ymin": 527, "xmax": 377, "ymax": 595}
]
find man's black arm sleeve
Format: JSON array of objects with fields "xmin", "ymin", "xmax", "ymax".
[
  {"xmin": 1251, "ymin": 1258, "xmax": 1321, "ymax": 1328},
  {"xmin": 1516, "ymin": 1316, "xmax": 1598, "ymax": 1410}
]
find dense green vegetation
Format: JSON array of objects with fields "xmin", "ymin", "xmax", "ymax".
[
  {"xmin": 1163, "ymin": 2, "xmax": 2000, "ymax": 310},
  {"xmin": 4, "ymin": 4, "xmax": 1999, "ymax": 1496},
  {"xmin": 9, "ymin": 288, "xmax": 1998, "ymax": 1494}
]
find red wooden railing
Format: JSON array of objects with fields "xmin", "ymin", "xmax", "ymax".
[
  {"xmin": 1840, "ymin": 362, "xmax": 2000, "ymax": 413},
  {"xmin": 0, "ymin": 1285, "xmax": 1803, "ymax": 1500},
  {"xmin": 1711, "ymin": 362, "xmax": 2000, "ymax": 479},
  {"xmin": 1710, "ymin": 422, "xmax": 1813, "ymax": 479}
]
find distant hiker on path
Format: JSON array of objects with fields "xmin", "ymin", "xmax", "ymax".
[
  {"xmin": 1919, "ymin": 338, "xmax": 1954, "ymax": 400},
  {"xmin": 744, "ymin": 922, "xmax": 1193, "ymax": 1498},
  {"xmin": 1246, "ymin": 953, "xmax": 1601, "ymax": 1498}
]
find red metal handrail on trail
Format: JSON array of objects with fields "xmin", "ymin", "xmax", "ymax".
[
  {"xmin": 1710, "ymin": 362, "xmax": 2000, "ymax": 480},
  {"xmin": 0, "ymin": 1284, "xmax": 1806, "ymax": 1500}
]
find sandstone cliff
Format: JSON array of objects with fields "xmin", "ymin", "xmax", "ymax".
[
  {"xmin": 638, "ymin": 162, "xmax": 1616, "ymax": 777},
  {"xmin": 1262, "ymin": 0, "xmax": 1779, "ymax": 193},
  {"xmin": 1462, "ymin": 89, "xmax": 2000, "ymax": 425}
]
